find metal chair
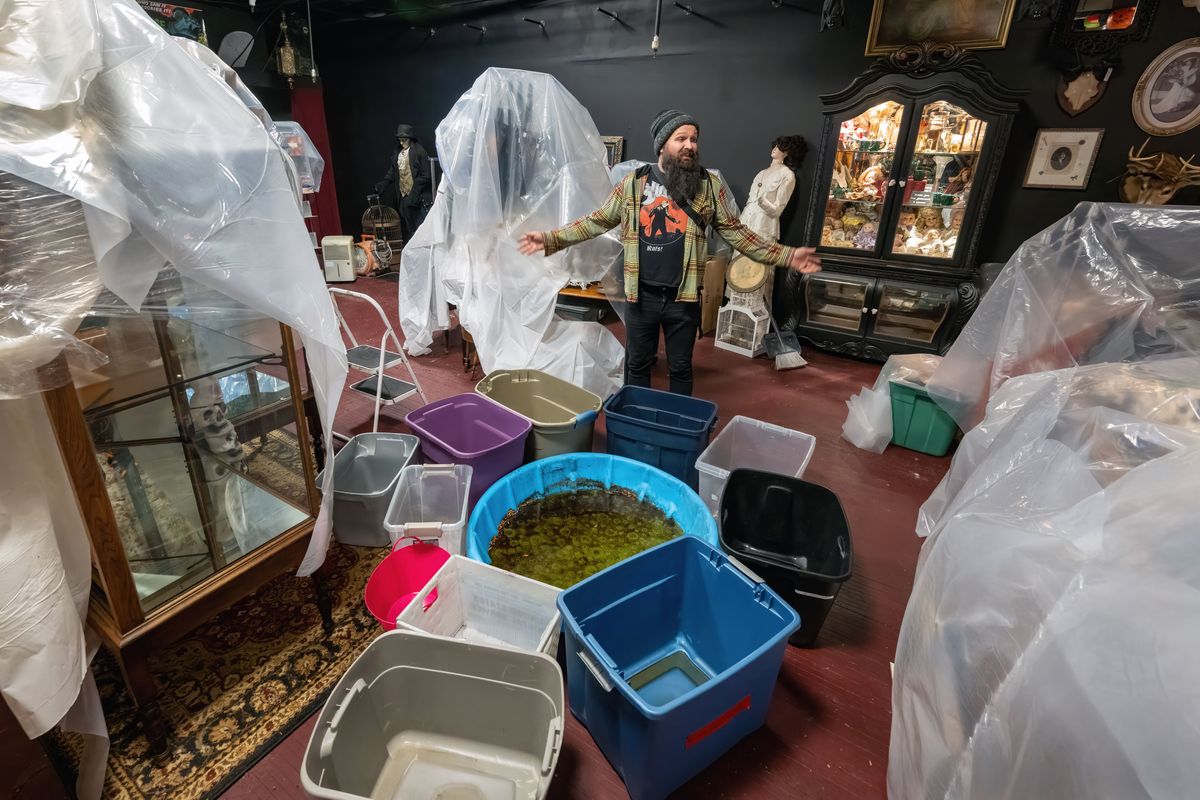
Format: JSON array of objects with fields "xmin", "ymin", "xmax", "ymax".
[{"xmin": 329, "ymin": 287, "xmax": 428, "ymax": 441}]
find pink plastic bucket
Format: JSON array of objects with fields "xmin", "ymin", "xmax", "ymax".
[{"xmin": 363, "ymin": 536, "xmax": 450, "ymax": 630}]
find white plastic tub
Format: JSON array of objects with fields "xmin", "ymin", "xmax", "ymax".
[
  {"xmin": 695, "ymin": 415, "xmax": 816, "ymax": 516},
  {"xmin": 301, "ymin": 631, "xmax": 564, "ymax": 800},
  {"xmin": 397, "ymin": 555, "xmax": 562, "ymax": 656},
  {"xmin": 383, "ymin": 464, "xmax": 472, "ymax": 554}
]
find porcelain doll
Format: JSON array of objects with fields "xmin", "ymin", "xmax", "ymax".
[
  {"xmin": 853, "ymin": 222, "xmax": 877, "ymax": 250},
  {"xmin": 742, "ymin": 137, "xmax": 803, "ymax": 242}
]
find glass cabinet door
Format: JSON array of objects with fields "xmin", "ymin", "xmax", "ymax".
[
  {"xmin": 889, "ymin": 100, "xmax": 988, "ymax": 263},
  {"xmin": 819, "ymin": 100, "xmax": 907, "ymax": 254},
  {"xmin": 804, "ymin": 273, "xmax": 874, "ymax": 334},
  {"xmin": 870, "ymin": 282, "xmax": 955, "ymax": 345}
]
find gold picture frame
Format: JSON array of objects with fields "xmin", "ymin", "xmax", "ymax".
[
  {"xmin": 865, "ymin": 0, "xmax": 1018, "ymax": 56},
  {"xmin": 601, "ymin": 135, "xmax": 625, "ymax": 168},
  {"xmin": 1132, "ymin": 37, "xmax": 1200, "ymax": 137}
]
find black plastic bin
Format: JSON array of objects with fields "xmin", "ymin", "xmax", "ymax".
[{"xmin": 718, "ymin": 469, "xmax": 853, "ymax": 646}]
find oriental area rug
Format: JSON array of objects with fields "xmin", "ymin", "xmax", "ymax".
[{"xmin": 46, "ymin": 542, "xmax": 385, "ymax": 800}]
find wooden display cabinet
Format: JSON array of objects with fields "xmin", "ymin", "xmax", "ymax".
[
  {"xmin": 41, "ymin": 271, "xmax": 331, "ymax": 754},
  {"xmin": 780, "ymin": 42, "xmax": 1024, "ymax": 360}
]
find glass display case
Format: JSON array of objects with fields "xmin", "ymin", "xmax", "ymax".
[
  {"xmin": 42, "ymin": 269, "xmax": 329, "ymax": 753},
  {"xmin": 785, "ymin": 42, "xmax": 1023, "ymax": 360}
]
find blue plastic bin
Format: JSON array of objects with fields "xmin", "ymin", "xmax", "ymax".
[
  {"xmin": 467, "ymin": 453, "xmax": 718, "ymax": 567},
  {"xmin": 557, "ymin": 536, "xmax": 799, "ymax": 800},
  {"xmin": 603, "ymin": 386, "xmax": 718, "ymax": 490}
]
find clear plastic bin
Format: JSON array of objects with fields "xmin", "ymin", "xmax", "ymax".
[
  {"xmin": 300, "ymin": 631, "xmax": 564, "ymax": 800},
  {"xmin": 317, "ymin": 433, "xmax": 420, "ymax": 547},
  {"xmin": 384, "ymin": 464, "xmax": 472, "ymax": 554},
  {"xmin": 695, "ymin": 416, "xmax": 816, "ymax": 517},
  {"xmin": 397, "ymin": 555, "xmax": 562, "ymax": 656}
]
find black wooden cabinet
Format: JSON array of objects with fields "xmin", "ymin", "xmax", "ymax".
[{"xmin": 780, "ymin": 42, "xmax": 1023, "ymax": 360}]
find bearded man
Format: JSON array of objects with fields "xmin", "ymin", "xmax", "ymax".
[{"xmin": 519, "ymin": 109, "xmax": 821, "ymax": 396}]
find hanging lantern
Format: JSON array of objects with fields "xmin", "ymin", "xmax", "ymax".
[{"xmin": 276, "ymin": 12, "xmax": 298, "ymax": 87}]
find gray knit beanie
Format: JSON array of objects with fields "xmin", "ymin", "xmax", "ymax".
[{"xmin": 651, "ymin": 109, "xmax": 699, "ymax": 155}]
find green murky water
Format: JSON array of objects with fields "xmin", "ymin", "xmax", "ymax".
[{"xmin": 489, "ymin": 487, "xmax": 682, "ymax": 588}]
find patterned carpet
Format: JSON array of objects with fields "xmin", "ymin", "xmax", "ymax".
[{"xmin": 46, "ymin": 542, "xmax": 387, "ymax": 800}]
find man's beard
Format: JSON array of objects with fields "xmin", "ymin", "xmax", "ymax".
[{"xmin": 662, "ymin": 151, "xmax": 706, "ymax": 204}]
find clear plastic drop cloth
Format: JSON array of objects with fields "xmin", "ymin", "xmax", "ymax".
[
  {"xmin": 890, "ymin": 356, "xmax": 1200, "ymax": 800},
  {"xmin": 0, "ymin": 3, "xmax": 347, "ymax": 790},
  {"xmin": 926, "ymin": 203, "xmax": 1200, "ymax": 430},
  {"xmin": 397, "ymin": 68, "xmax": 625, "ymax": 397}
]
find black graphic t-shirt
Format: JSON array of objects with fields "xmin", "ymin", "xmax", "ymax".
[{"xmin": 638, "ymin": 166, "xmax": 687, "ymax": 289}]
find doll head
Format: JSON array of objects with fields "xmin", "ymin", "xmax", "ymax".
[
  {"xmin": 831, "ymin": 219, "xmax": 843, "ymax": 230},
  {"xmin": 916, "ymin": 206, "xmax": 942, "ymax": 231},
  {"xmin": 772, "ymin": 135, "xmax": 808, "ymax": 169},
  {"xmin": 950, "ymin": 208, "xmax": 965, "ymax": 230},
  {"xmin": 899, "ymin": 210, "xmax": 917, "ymax": 229}
]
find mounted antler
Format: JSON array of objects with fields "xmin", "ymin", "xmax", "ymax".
[{"xmin": 1120, "ymin": 138, "xmax": 1200, "ymax": 205}]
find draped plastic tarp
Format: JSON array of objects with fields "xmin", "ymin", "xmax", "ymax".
[
  {"xmin": 397, "ymin": 68, "xmax": 626, "ymax": 397},
  {"xmin": 926, "ymin": 203, "xmax": 1200, "ymax": 430},
  {"xmin": 0, "ymin": 3, "xmax": 347, "ymax": 791},
  {"xmin": 890, "ymin": 356, "xmax": 1200, "ymax": 799}
]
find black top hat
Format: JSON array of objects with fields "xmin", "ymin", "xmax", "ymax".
[{"xmin": 395, "ymin": 124, "xmax": 416, "ymax": 140}]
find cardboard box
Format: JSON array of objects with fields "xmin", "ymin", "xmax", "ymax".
[{"xmin": 701, "ymin": 256, "xmax": 727, "ymax": 336}]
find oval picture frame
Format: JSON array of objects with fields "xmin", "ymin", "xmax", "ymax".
[
  {"xmin": 726, "ymin": 255, "xmax": 769, "ymax": 294},
  {"xmin": 1132, "ymin": 37, "xmax": 1200, "ymax": 137}
]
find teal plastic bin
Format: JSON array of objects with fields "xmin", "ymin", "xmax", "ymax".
[{"xmin": 889, "ymin": 381, "xmax": 957, "ymax": 457}]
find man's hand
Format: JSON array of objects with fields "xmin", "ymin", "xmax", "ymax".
[
  {"xmin": 787, "ymin": 247, "xmax": 821, "ymax": 274},
  {"xmin": 518, "ymin": 232, "xmax": 547, "ymax": 256}
]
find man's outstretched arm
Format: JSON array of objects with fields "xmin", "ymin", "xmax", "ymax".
[{"xmin": 519, "ymin": 178, "xmax": 627, "ymax": 256}]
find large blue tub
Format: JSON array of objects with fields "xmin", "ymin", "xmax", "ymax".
[{"xmin": 466, "ymin": 453, "xmax": 718, "ymax": 569}]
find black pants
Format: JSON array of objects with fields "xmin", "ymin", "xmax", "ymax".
[{"xmin": 624, "ymin": 284, "xmax": 700, "ymax": 396}]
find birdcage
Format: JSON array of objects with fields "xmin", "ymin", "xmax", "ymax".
[
  {"xmin": 715, "ymin": 293, "xmax": 770, "ymax": 358},
  {"xmin": 361, "ymin": 200, "xmax": 403, "ymax": 268}
]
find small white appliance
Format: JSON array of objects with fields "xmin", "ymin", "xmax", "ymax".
[{"xmin": 321, "ymin": 235, "xmax": 356, "ymax": 283}]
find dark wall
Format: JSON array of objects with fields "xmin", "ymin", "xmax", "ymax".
[
  {"xmin": 189, "ymin": 1, "xmax": 295, "ymax": 117},
  {"xmin": 315, "ymin": 0, "xmax": 1200, "ymax": 261}
]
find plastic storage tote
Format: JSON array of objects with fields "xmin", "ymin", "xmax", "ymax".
[
  {"xmin": 383, "ymin": 464, "xmax": 472, "ymax": 554},
  {"xmin": 719, "ymin": 469, "xmax": 853, "ymax": 647},
  {"xmin": 363, "ymin": 537, "xmax": 451, "ymax": 630},
  {"xmin": 316, "ymin": 432, "xmax": 419, "ymax": 547},
  {"xmin": 396, "ymin": 555, "xmax": 562, "ymax": 656},
  {"xmin": 467, "ymin": 453, "xmax": 719, "ymax": 577},
  {"xmin": 889, "ymin": 380, "xmax": 958, "ymax": 456},
  {"xmin": 475, "ymin": 369, "xmax": 602, "ymax": 461},
  {"xmin": 695, "ymin": 416, "xmax": 816, "ymax": 517},
  {"xmin": 406, "ymin": 393, "xmax": 531, "ymax": 508},
  {"xmin": 557, "ymin": 536, "xmax": 799, "ymax": 800},
  {"xmin": 602, "ymin": 386, "xmax": 718, "ymax": 490},
  {"xmin": 301, "ymin": 631, "xmax": 564, "ymax": 800}
]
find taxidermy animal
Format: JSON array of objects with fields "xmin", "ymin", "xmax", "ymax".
[{"xmin": 1119, "ymin": 139, "xmax": 1200, "ymax": 205}]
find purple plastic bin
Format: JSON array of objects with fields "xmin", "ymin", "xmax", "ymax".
[{"xmin": 405, "ymin": 393, "xmax": 532, "ymax": 508}]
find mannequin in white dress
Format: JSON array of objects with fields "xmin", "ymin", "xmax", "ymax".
[{"xmin": 738, "ymin": 135, "xmax": 806, "ymax": 305}]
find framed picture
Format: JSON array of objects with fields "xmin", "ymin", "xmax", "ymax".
[
  {"xmin": 1023, "ymin": 128, "xmax": 1105, "ymax": 189},
  {"xmin": 1132, "ymin": 37, "xmax": 1200, "ymax": 136},
  {"xmin": 865, "ymin": 0, "xmax": 1018, "ymax": 55},
  {"xmin": 601, "ymin": 136, "xmax": 625, "ymax": 168}
]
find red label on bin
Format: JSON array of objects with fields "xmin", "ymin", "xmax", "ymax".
[{"xmin": 685, "ymin": 695, "xmax": 751, "ymax": 749}]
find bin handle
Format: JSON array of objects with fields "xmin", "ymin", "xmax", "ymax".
[
  {"xmin": 726, "ymin": 553, "xmax": 765, "ymax": 585},
  {"xmin": 399, "ymin": 522, "xmax": 445, "ymax": 537},
  {"xmin": 541, "ymin": 716, "xmax": 563, "ymax": 775},
  {"xmin": 418, "ymin": 464, "xmax": 460, "ymax": 476},
  {"xmin": 794, "ymin": 587, "xmax": 836, "ymax": 601},
  {"xmin": 320, "ymin": 678, "xmax": 366, "ymax": 760},
  {"xmin": 577, "ymin": 649, "xmax": 613, "ymax": 692},
  {"xmin": 574, "ymin": 409, "xmax": 598, "ymax": 428}
]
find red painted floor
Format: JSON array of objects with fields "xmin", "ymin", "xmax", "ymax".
[
  {"xmin": 4, "ymin": 276, "xmax": 946, "ymax": 799},
  {"xmin": 222, "ymin": 276, "xmax": 948, "ymax": 799}
]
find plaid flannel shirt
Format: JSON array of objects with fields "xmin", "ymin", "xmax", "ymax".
[{"xmin": 543, "ymin": 170, "xmax": 796, "ymax": 303}]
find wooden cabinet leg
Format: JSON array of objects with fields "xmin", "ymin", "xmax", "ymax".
[
  {"xmin": 116, "ymin": 644, "xmax": 168, "ymax": 756},
  {"xmin": 311, "ymin": 571, "xmax": 334, "ymax": 635}
]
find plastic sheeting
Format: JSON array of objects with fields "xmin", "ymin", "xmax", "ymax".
[
  {"xmin": 927, "ymin": 203, "xmax": 1200, "ymax": 430},
  {"xmin": 0, "ymin": 1, "xmax": 347, "ymax": 787},
  {"xmin": 397, "ymin": 68, "xmax": 626, "ymax": 397},
  {"xmin": 889, "ymin": 356, "xmax": 1200, "ymax": 799}
]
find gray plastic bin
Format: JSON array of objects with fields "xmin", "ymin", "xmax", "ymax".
[
  {"xmin": 318, "ymin": 433, "xmax": 419, "ymax": 547},
  {"xmin": 300, "ymin": 631, "xmax": 565, "ymax": 800},
  {"xmin": 475, "ymin": 369, "xmax": 601, "ymax": 461}
]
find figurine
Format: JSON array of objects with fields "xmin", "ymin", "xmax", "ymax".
[
  {"xmin": 853, "ymin": 222, "xmax": 877, "ymax": 250},
  {"xmin": 829, "ymin": 219, "xmax": 846, "ymax": 242},
  {"xmin": 898, "ymin": 209, "xmax": 917, "ymax": 231},
  {"xmin": 945, "ymin": 165, "xmax": 972, "ymax": 195}
]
